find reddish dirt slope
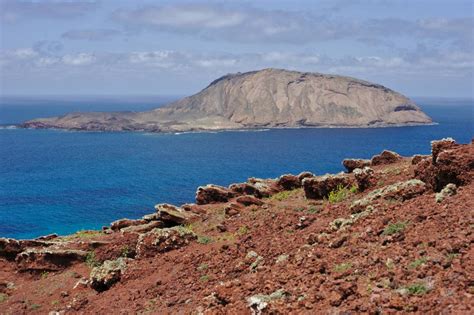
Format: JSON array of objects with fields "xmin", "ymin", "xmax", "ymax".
[{"xmin": 1, "ymin": 138, "xmax": 473, "ymax": 314}]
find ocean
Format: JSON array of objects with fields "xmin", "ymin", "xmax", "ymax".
[{"xmin": 0, "ymin": 96, "xmax": 472, "ymax": 239}]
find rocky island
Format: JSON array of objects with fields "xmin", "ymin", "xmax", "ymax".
[
  {"xmin": 1, "ymin": 137, "xmax": 472, "ymax": 313},
  {"xmin": 22, "ymin": 69, "xmax": 432, "ymax": 132}
]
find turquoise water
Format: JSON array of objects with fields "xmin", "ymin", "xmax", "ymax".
[{"xmin": 0, "ymin": 97, "xmax": 472, "ymax": 239}]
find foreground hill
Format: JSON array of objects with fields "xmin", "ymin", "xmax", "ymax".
[
  {"xmin": 1, "ymin": 137, "xmax": 472, "ymax": 313},
  {"xmin": 22, "ymin": 69, "xmax": 432, "ymax": 132}
]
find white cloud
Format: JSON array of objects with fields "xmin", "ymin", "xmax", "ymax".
[{"xmin": 62, "ymin": 53, "xmax": 96, "ymax": 66}]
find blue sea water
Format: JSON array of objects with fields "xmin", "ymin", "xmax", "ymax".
[{"xmin": 0, "ymin": 96, "xmax": 472, "ymax": 239}]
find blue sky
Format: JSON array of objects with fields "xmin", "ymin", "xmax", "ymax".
[{"xmin": 0, "ymin": 0, "xmax": 473, "ymax": 97}]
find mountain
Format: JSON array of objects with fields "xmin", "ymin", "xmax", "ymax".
[{"xmin": 22, "ymin": 68, "xmax": 432, "ymax": 132}]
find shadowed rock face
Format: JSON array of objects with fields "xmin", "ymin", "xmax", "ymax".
[{"xmin": 22, "ymin": 68, "xmax": 432, "ymax": 132}]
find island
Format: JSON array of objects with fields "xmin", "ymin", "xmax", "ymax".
[{"xmin": 22, "ymin": 68, "xmax": 432, "ymax": 132}]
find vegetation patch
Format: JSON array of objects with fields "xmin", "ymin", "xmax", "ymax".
[
  {"xmin": 197, "ymin": 263, "xmax": 208, "ymax": 272},
  {"xmin": 271, "ymin": 190, "xmax": 293, "ymax": 201},
  {"xmin": 406, "ymin": 283, "xmax": 429, "ymax": 295},
  {"xmin": 333, "ymin": 262, "xmax": 352, "ymax": 272},
  {"xmin": 382, "ymin": 221, "xmax": 407, "ymax": 235},
  {"xmin": 85, "ymin": 251, "xmax": 100, "ymax": 268},
  {"xmin": 199, "ymin": 275, "xmax": 210, "ymax": 282},
  {"xmin": 197, "ymin": 235, "xmax": 213, "ymax": 244},
  {"xmin": 237, "ymin": 226, "xmax": 249, "ymax": 236},
  {"xmin": 409, "ymin": 257, "xmax": 428, "ymax": 269},
  {"xmin": 328, "ymin": 184, "xmax": 357, "ymax": 203},
  {"xmin": 0, "ymin": 293, "xmax": 7, "ymax": 303}
]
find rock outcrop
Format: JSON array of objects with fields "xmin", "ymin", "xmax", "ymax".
[{"xmin": 22, "ymin": 69, "xmax": 432, "ymax": 132}]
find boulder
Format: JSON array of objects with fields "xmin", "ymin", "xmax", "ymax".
[
  {"xmin": 15, "ymin": 249, "xmax": 87, "ymax": 271},
  {"xmin": 435, "ymin": 183, "xmax": 457, "ymax": 203},
  {"xmin": 0, "ymin": 238, "xmax": 52, "ymax": 261},
  {"xmin": 303, "ymin": 173, "xmax": 352, "ymax": 199},
  {"xmin": 371, "ymin": 150, "xmax": 402, "ymax": 166},
  {"xmin": 196, "ymin": 185, "xmax": 235, "ymax": 205},
  {"xmin": 354, "ymin": 167, "xmax": 375, "ymax": 191},
  {"xmin": 110, "ymin": 219, "xmax": 147, "ymax": 232},
  {"xmin": 89, "ymin": 257, "xmax": 132, "ymax": 292},
  {"xmin": 247, "ymin": 178, "xmax": 280, "ymax": 197},
  {"xmin": 120, "ymin": 221, "xmax": 164, "ymax": 234},
  {"xmin": 235, "ymin": 195, "xmax": 264, "ymax": 207},
  {"xmin": 415, "ymin": 142, "xmax": 474, "ymax": 191},
  {"xmin": 277, "ymin": 174, "xmax": 301, "ymax": 190},
  {"xmin": 342, "ymin": 159, "xmax": 371, "ymax": 173},
  {"xmin": 136, "ymin": 227, "xmax": 197, "ymax": 258},
  {"xmin": 229, "ymin": 182, "xmax": 265, "ymax": 198},
  {"xmin": 155, "ymin": 203, "xmax": 198, "ymax": 225},
  {"xmin": 350, "ymin": 179, "xmax": 426, "ymax": 213},
  {"xmin": 431, "ymin": 138, "xmax": 458, "ymax": 163},
  {"xmin": 142, "ymin": 212, "xmax": 160, "ymax": 221},
  {"xmin": 297, "ymin": 171, "xmax": 315, "ymax": 184},
  {"xmin": 225, "ymin": 203, "xmax": 243, "ymax": 217},
  {"xmin": 181, "ymin": 203, "xmax": 206, "ymax": 215},
  {"xmin": 35, "ymin": 234, "xmax": 59, "ymax": 241},
  {"xmin": 411, "ymin": 154, "xmax": 430, "ymax": 165}
]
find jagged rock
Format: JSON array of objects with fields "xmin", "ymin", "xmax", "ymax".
[
  {"xmin": 343, "ymin": 159, "xmax": 371, "ymax": 173},
  {"xmin": 15, "ymin": 249, "xmax": 87, "ymax": 271},
  {"xmin": 225, "ymin": 203, "xmax": 243, "ymax": 217},
  {"xmin": 235, "ymin": 195, "xmax": 264, "ymax": 207},
  {"xmin": 120, "ymin": 221, "xmax": 164, "ymax": 234},
  {"xmin": 110, "ymin": 219, "xmax": 147, "ymax": 232},
  {"xmin": 371, "ymin": 150, "xmax": 402, "ymax": 166},
  {"xmin": 181, "ymin": 203, "xmax": 205, "ymax": 215},
  {"xmin": 155, "ymin": 203, "xmax": 198, "ymax": 225},
  {"xmin": 247, "ymin": 177, "xmax": 280, "ymax": 197},
  {"xmin": 90, "ymin": 257, "xmax": 132, "ymax": 292},
  {"xmin": 136, "ymin": 227, "xmax": 197, "ymax": 258},
  {"xmin": 435, "ymin": 183, "xmax": 457, "ymax": 203},
  {"xmin": 297, "ymin": 171, "xmax": 315, "ymax": 183},
  {"xmin": 354, "ymin": 167, "xmax": 375, "ymax": 191},
  {"xmin": 302, "ymin": 173, "xmax": 352, "ymax": 199},
  {"xmin": 277, "ymin": 174, "xmax": 301, "ymax": 190},
  {"xmin": 415, "ymin": 141, "xmax": 474, "ymax": 191},
  {"xmin": 229, "ymin": 183, "xmax": 264, "ymax": 198},
  {"xmin": 431, "ymin": 138, "xmax": 458, "ymax": 163},
  {"xmin": 247, "ymin": 289, "xmax": 289, "ymax": 314},
  {"xmin": 350, "ymin": 179, "xmax": 426, "ymax": 213},
  {"xmin": 196, "ymin": 185, "xmax": 235, "ymax": 205},
  {"xmin": 0, "ymin": 238, "xmax": 52, "ymax": 261},
  {"xmin": 142, "ymin": 212, "xmax": 160, "ymax": 221},
  {"xmin": 412, "ymin": 154, "xmax": 430, "ymax": 165},
  {"xmin": 35, "ymin": 234, "xmax": 58, "ymax": 241}
]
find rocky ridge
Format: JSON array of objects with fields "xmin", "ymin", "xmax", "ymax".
[
  {"xmin": 1, "ymin": 138, "xmax": 473, "ymax": 314},
  {"xmin": 22, "ymin": 69, "xmax": 432, "ymax": 132}
]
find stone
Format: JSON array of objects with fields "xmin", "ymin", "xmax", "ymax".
[
  {"xmin": 303, "ymin": 173, "xmax": 352, "ymax": 199},
  {"xmin": 247, "ymin": 178, "xmax": 280, "ymax": 197},
  {"xmin": 435, "ymin": 183, "xmax": 457, "ymax": 203},
  {"xmin": 277, "ymin": 174, "xmax": 301, "ymax": 190},
  {"xmin": 297, "ymin": 171, "xmax": 315, "ymax": 184},
  {"xmin": 120, "ymin": 221, "xmax": 164, "ymax": 234},
  {"xmin": 110, "ymin": 219, "xmax": 147, "ymax": 232},
  {"xmin": 343, "ymin": 159, "xmax": 371, "ymax": 173},
  {"xmin": 89, "ymin": 257, "xmax": 132, "ymax": 292},
  {"xmin": 354, "ymin": 167, "xmax": 375, "ymax": 191},
  {"xmin": 136, "ymin": 227, "xmax": 197, "ymax": 258},
  {"xmin": 141, "ymin": 212, "xmax": 160, "ymax": 221},
  {"xmin": 15, "ymin": 249, "xmax": 88, "ymax": 271},
  {"xmin": 155, "ymin": 203, "xmax": 198, "ymax": 225},
  {"xmin": 371, "ymin": 150, "xmax": 402, "ymax": 166},
  {"xmin": 412, "ymin": 154, "xmax": 430, "ymax": 165},
  {"xmin": 224, "ymin": 203, "xmax": 243, "ymax": 217},
  {"xmin": 247, "ymin": 289, "xmax": 289, "ymax": 314},
  {"xmin": 229, "ymin": 183, "xmax": 265, "ymax": 198},
  {"xmin": 415, "ymin": 141, "xmax": 474, "ymax": 191},
  {"xmin": 431, "ymin": 138, "xmax": 458, "ymax": 163},
  {"xmin": 0, "ymin": 238, "xmax": 51, "ymax": 261},
  {"xmin": 235, "ymin": 195, "xmax": 264, "ymax": 206},
  {"xmin": 35, "ymin": 234, "xmax": 59, "ymax": 241},
  {"xmin": 196, "ymin": 185, "xmax": 235, "ymax": 205}
]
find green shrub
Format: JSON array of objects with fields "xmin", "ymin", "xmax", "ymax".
[
  {"xmin": 333, "ymin": 262, "xmax": 352, "ymax": 272},
  {"xmin": 271, "ymin": 190, "xmax": 293, "ymax": 201},
  {"xmin": 199, "ymin": 275, "xmax": 210, "ymax": 282},
  {"xmin": 0, "ymin": 293, "xmax": 7, "ymax": 303},
  {"xmin": 328, "ymin": 184, "xmax": 357, "ymax": 203},
  {"xmin": 406, "ymin": 283, "xmax": 428, "ymax": 295},
  {"xmin": 409, "ymin": 257, "xmax": 428, "ymax": 269},
  {"xmin": 197, "ymin": 263, "xmax": 208, "ymax": 271},
  {"xmin": 120, "ymin": 245, "xmax": 130, "ymax": 257},
  {"xmin": 307, "ymin": 206, "xmax": 319, "ymax": 214},
  {"xmin": 197, "ymin": 235, "xmax": 213, "ymax": 244},
  {"xmin": 85, "ymin": 251, "xmax": 100, "ymax": 268},
  {"xmin": 382, "ymin": 221, "xmax": 407, "ymax": 235},
  {"xmin": 237, "ymin": 226, "xmax": 249, "ymax": 235}
]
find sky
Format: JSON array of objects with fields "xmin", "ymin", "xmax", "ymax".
[{"xmin": 0, "ymin": 0, "xmax": 473, "ymax": 98}]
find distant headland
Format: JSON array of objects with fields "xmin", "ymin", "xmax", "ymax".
[{"xmin": 22, "ymin": 68, "xmax": 432, "ymax": 132}]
